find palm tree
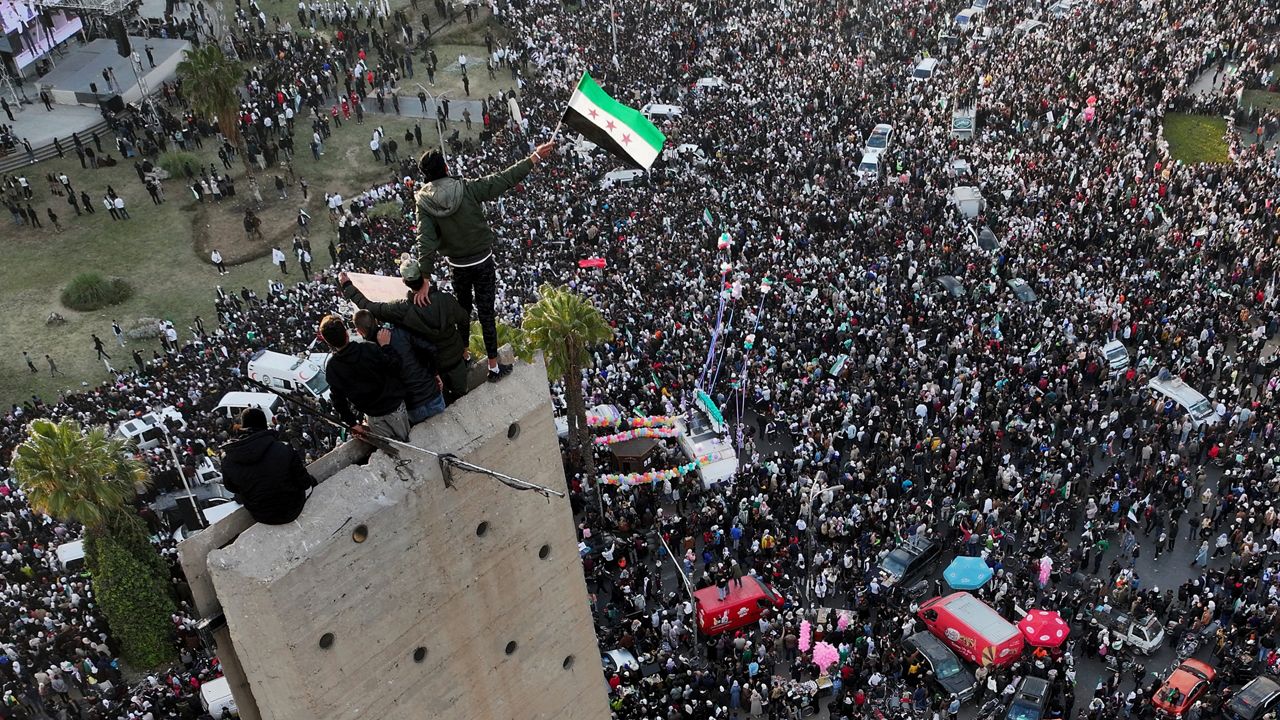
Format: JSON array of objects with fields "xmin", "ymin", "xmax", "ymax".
[
  {"xmin": 177, "ymin": 45, "xmax": 259, "ymax": 200},
  {"xmin": 467, "ymin": 320, "xmax": 534, "ymax": 364},
  {"xmin": 14, "ymin": 418, "xmax": 147, "ymax": 528},
  {"xmin": 12, "ymin": 419, "xmax": 176, "ymax": 667},
  {"xmin": 521, "ymin": 284, "xmax": 614, "ymax": 484}
]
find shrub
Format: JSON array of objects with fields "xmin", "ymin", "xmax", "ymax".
[
  {"xmin": 366, "ymin": 202, "xmax": 406, "ymax": 221},
  {"xmin": 61, "ymin": 274, "xmax": 134, "ymax": 311},
  {"xmin": 156, "ymin": 150, "xmax": 201, "ymax": 179},
  {"xmin": 84, "ymin": 516, "xmax": 177, "ymax": 668}
]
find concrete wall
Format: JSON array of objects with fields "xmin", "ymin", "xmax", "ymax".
[{"xmin": 201, "ymin": 358, "xmax": 608, "ymax": 720}]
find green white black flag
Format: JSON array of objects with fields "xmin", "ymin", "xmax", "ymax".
[{"xmin": 562, "ymin": 72, "xmax": 666, "ymax": 170}]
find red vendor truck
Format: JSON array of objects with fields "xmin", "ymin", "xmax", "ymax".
[
  {"xmin": 694, "ymin": 577, "xmax": 785, "ymax": 636},
  {"xmin": 917, "ymin": 592, "xmax": 1024, "ymax": 667}
]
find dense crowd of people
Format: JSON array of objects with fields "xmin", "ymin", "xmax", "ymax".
[{"xmin": 2, "ymin": 0, "xmax": 1280, "ymax": 714}]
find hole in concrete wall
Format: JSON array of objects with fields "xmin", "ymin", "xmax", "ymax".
[
  {"xmin": 538, "ymin": 544, "xmax": 551, "ymax": 560},
  {"xmin": 352, "ymin": 524, "xmax": 368, "ymax": 543},
  {"xmin": 476, "ymin": 521, "xmax": 489, "ymax": 537},
  {"xmin": 319, "ymin": 633, "xmax": 335, "ymax": 649},
  {"xmin": 413, "ymin": 647, "xmax": 427, "ymax": 663},
  {"xmin": 505, "ymin": 641, "xmax": 518, "ymax": 655},
  {"xmin": 507, "ymin": 421, "xmax": 521, "ymax": 440},
  {"xmin": 562, "ymin": 655, "xmax": 575, "ymax": 670}
]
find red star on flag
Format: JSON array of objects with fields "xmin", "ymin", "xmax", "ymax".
[
  {"xmin": 621, "ymin": 133, "xmax": 632, "ymax": 145},
  {"xmin": 588, "ymin": 108, "xmax": 599, "ymax": 119},
  {"xmin": 605, "ymin": 120, "xmax": 616, "ymax": 131}
]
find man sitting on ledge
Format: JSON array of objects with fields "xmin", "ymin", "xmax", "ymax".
[{"xmin": 221, "ymin": 408, "xmax": 317, "ymax": 525}]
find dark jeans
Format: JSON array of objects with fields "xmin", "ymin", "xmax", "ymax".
[{"xmin": 452, "ymin": 257, "xmax": 497, "ymax": 359}]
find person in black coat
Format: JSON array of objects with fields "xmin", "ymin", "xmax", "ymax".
[
  {"xmin": 221, "ymin": 408, "xmax": 316, "ymax": 525},
  {"xmin": 319, "ymin": 313, "xmax": 410, "ymax": 440}
]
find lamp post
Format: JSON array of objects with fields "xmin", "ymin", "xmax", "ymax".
[
  {"xmin": 658, "ymin": 531, "xmax": 702, "ymax": 658},
  {"xmin": 802, "ymin": 482, "xmax": 843, "ymax": 605},
  {"xmin": 159, "ymin": 424, "xmax": 206, "ymax": 529},
  {"xmin": 413, "ymin": 82, "xmax": 449, "ymax": 159}
]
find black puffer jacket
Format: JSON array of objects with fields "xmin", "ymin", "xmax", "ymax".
[{"xmin": 221, "ymin": 430, "xmax": 316, "ymax": 525}]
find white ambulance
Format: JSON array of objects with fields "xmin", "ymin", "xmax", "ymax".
[{"xmin": 246, "ymin": 349, "xmax": 330, "ymax": 400}]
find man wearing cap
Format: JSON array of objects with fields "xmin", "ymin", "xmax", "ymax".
[
  {"xmin": 413, "ymin": 141, "xmax": 555, "ymax": 382},
  {"xmin": 319, "ymin": 314, "xmax": 411, "ymax": 441},
  {"xmin": 220, "ymin": 408, "xmax": 317, "ymax": 524},
  {"xmin": 337, "ymin": 257, "xmax": 472, "ymax": 402}
]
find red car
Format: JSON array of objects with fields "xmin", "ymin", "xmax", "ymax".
[{"xmin": 1153, "ymin": 659, "xmax": 1216, "ymax": 717}]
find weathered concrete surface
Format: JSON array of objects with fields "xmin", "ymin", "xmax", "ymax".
[{"xmin": 206, "ymin": 358, "xmax": 608, "ymax": 720}]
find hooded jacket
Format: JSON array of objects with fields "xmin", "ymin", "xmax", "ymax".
[
  {"xmin": 414, "ymin": 158, "xmax": 533, "ymax": 268},
  {"xmin": 221, "ymin": 430, "xmax": 316, "ymax": 525},
  {"xmin": 340, "ymin": 281, "xmax": 471, "ymax": 372}
]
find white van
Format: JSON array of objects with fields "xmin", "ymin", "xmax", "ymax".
[
  {"xmin": 600, "ymin": 168, "xmax": 646, "ymax": 188},
  {"xmin": 215, "ymin": 392, "xmax": 281, "ymax": 426},
  {"xmin": 56, "ymin": 539, "xmax": 86, "ymax": 572},
  {"xmin": 115, "ymin": 406, "xmax": 186, "ymax": 451},
  {"xmin": 949, "ymin": 186, "xmax": 986, "ymax": 218},
  {"xmin": 247, "ymin": 349, "xmax": 329, "ymax": 400},
  {"xmin": 200, "ymin": 676, "xmax": 237, "ymax": 717},
  {"xmin": 858, "ymin": 153, "xmax": 882, "ymax": 182},
  {"xmin": 640, "ymin": 103, "xmax": 683, "ymax": 120},
  {"xmin": 1148, "ymin": 376, "xmax": 1218, "ymax": 428}
]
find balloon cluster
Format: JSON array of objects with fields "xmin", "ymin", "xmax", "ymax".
[
  {"xmin": 586, "ymin": 414, "xmax": 678, "ymax": 429},
  {"xmin": 598, "ymin": 459, "xmax": 703, "ymax": 487},
  {"xmin": 593, "ymin": 427, "xmax": 680, "ymax": 445}
]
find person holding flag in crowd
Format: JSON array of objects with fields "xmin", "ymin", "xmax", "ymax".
[{"xmin": 413, "ymin": 141, "xmax": 557, "ymax": 382}]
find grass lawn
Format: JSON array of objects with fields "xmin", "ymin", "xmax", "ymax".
[
  {"xmin": 0, "ymin": 111, "xmax": 477, "ymax": 407},
  {"xmin": 1242, "ymin": 89, "xmax": 1280, "ymax": 113},
  {"xmin": 1162, "ymin": 113, "xmax": 1231, "ymax": 165}
]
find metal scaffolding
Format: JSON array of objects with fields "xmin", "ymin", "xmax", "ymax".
[{"xmin": 29, "ymin": 0, "xmax": 135, "ymax": 16}]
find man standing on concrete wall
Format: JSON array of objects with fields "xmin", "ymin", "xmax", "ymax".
[{"xmin": 413, "ymin": 141, "xmax": 555, "ymax": 383}]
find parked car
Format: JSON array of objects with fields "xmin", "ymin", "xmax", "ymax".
[
  {"xmin": 1006, "ymin": 676, "xmax": 1049, "ymax": 720},
  {"xmin": 863, "ymin": 123, "xmax": 894, "ymax": 157},
  {"xmin": 1153, "ymin": 659, "xmax": 1216, "ymax": 717},
  {"xmin": 952, "ymin": 107, "xmax": 977, "ymax": 140},
  {"xmin": 602, "ymin": 648, "xmax": 640, "ymax": 674},
  {"xmin": 912, "ymin": 58, "xmax": 940, "ymax": 82},
  {"xmin": 1229, "ymin": 676, "xmax": 1280, "ymax": 720},
  {"xmin": 1006, "ymin": 278, "xmax": 1037, "ymax": 303},
  {"xmin": 968, "ymin": 225, "xmax": 998, "ymax": 251},
  {"xmin": 1100, "ymin": 339, "xmax": 1131, "ymax": 376},
  {"xmin": 877, "ymin": 536, "xmax": 940, "ymax": 587},
  {"xmin": 1047, "ymin": 0, "xmax": 1074, "ymax": 17},
  {"xmin": 935, "ymin": 275, "xmax": 966, "ymax": 298},
  {"xmin": 1091, "ymin": 607, "xmax": 1164, "ymax": 655},
  {"xmin": 904, "ymin": 632, "xmax": 976, "ymax": 701}
]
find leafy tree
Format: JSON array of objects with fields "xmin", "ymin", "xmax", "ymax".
[
  {"xmin": 521, "ymin": 284, "xmax": 614, "ymax": 481},
  {"xmin": 12, "ymin": 419, "xmax": 176, "ymax": 667},
  {"xmin": 177, "ymin": 46, "xmax": 259, "ymax": 196}
]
